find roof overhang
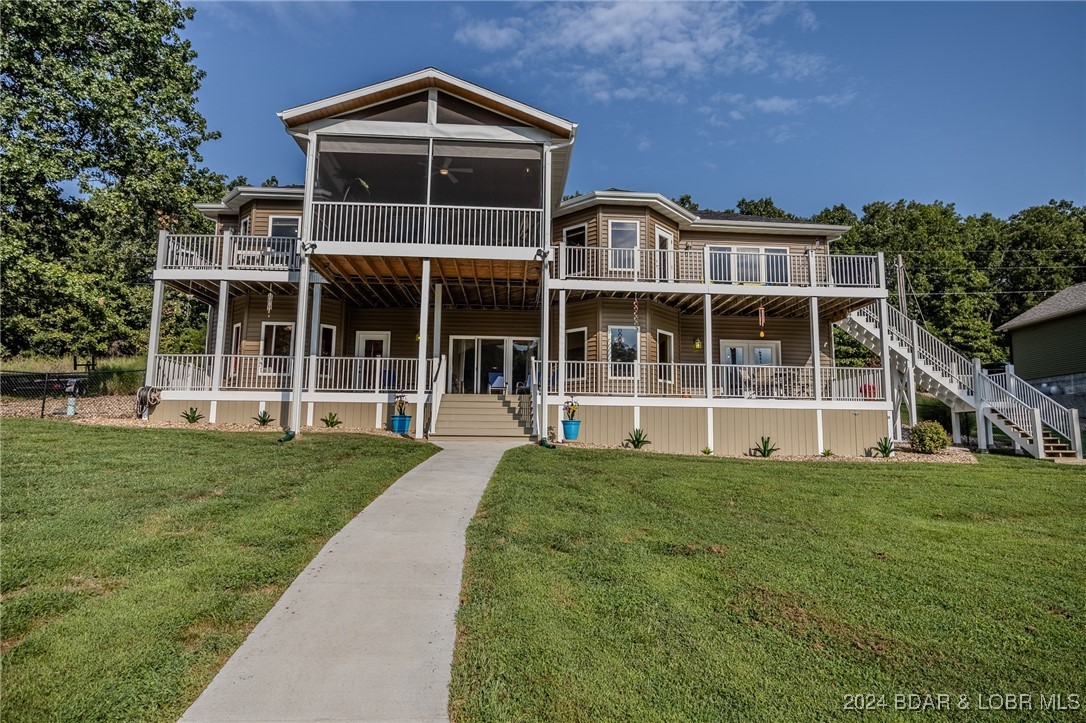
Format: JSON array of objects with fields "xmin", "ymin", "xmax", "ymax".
[
  {"xmin": 277, "ymin": 67, "xmax": 577, "ymax": 140},
  {"xmin": 196, "ymin": 187, "xmax": 304, "ymax": 220},
  {"xmin": 556, "ymin": 190, "xmax": 850, "ymax": 239}
]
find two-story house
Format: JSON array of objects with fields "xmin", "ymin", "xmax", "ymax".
[{"xmin": 143, "ymin": 68, "xmax": 1080, "ymax": 459}]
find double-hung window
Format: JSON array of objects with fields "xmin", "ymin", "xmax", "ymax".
[
  {"xmin": 708, "ymin": 246, "xmax": 733, "ymax": 283},
  {"xmin": 260, "ymin": 322, "xmax": 293, "ymax": 376},
  {"xmin": 609, "ymin": 220, "xmax": 638, "ymax": 272},
  {"xmin": 566, "ymin": 328, "xmax": 587, "ymax": 381}
]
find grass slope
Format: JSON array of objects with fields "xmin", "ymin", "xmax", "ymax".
[
  {"xmin": 451, "ymin": 447, "xmax": 1085, "ymax": 722},
  {"xmin": 1, "ymin": 420, "xmax": 436, "ymax": 721}
]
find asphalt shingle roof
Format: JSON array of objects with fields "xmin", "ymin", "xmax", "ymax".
[{"xmin": 996, "ymin": 282, "xmax": 1086, "ymax": 332}]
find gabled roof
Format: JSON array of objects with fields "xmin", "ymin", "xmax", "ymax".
[
  {"xmin": 996, "ymin": 282, "xmax": 1086, "ymax": 332},
  {"xmin": 556, "ymin": 190, "xmax": 850, "ymax": 238},
  {"xmin": 277, "ymin": 67, "xmax": 577, "ymax": 139}
]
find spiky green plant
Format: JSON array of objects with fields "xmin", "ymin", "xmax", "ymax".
[
  {"xmin": 624, "ymin": 428, "xmax": 651, "ymax": 449},
  {"xmin": 252, "ymin": 410, "xmax": 275, "ymax": 427},
  {"xmin": 875, "ymin": 437, "xmax": 895, "ymax": 458},
  {"xmin": 180, "ymin": 407, "xmax": 204, "ymax": 424},
  {"xmin": 753, "ymin": 436, "xmax": 779, "ymax": 458},
  {"xmin": 321, "ymin": 412, "xmax": 343, "ymax": 428}
]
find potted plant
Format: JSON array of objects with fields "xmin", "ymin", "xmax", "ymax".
[
  {"xmin": 561, "ymin": 398, "xmax": 581, "ymax": 441},
  {"xmin": 390, "ymin": 394, "xmax": 412, "ymax": 435}
]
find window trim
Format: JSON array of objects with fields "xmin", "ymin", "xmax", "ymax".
[
  {"xmin": 708, "ymin": 245, "xmax": 733, "ymax": 283},
  {"xmin": 319, "ymin": 324, "xmax": 337, "ymax": 357},
  {"xmin": 259, "ymin": 321, "xmax": 294, "ymax": 376},
  {"xmin": 608, "ymin": 219, "xmax": 639, "ymax": 272},
  {"xmin": 562, "ymin": 223, "xmax": 588, "ymax": 277},
  {"xmin": 657, "ymin": 329, "xmax": 675, "ymax": 383},
  {"xmin": 267, "ymin": 215, "xmax": 301, "ymax": 238},
  {"xmin": 607, "ymin": 324, "xmax": 639, "ymax": 379},
  {"xmin": 565, "ymin": 326, "xmax": 588, "ymax": 380},
  {"xmin": 719, "ymin": 339, "xmax": 782, "ymax": 366},
  {"xmin": 239, "ymin": 217, "xmax": 250, "ymax": 236}
]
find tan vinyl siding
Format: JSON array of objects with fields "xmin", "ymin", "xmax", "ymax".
[
  {"xmin": 238, "ymin": 199, "xmax": 304, "ymax": 236},
  {"xmin": 310, "ymin": 402, "xmax": 382, "ymax": 429},
  {"xmin": 551, "ymin": 404, "xmax": 633, "ymax": 446},
  {"xmin": 551, "ymin": 209, "xmax": 599, "ymax": 248},
  {"xmin": 598, "ymin": 206, "xmax": 649, "ymax": 250},
  {"xmin": 214, "ymin": 401, "xmax": 262, "ymax": 425},
  {"xmin": 823, "ymin": 410, "xmax": 887, "ymax": 456},
  {"xmin": 226, "ymin": 294, "xmax": 344, "ymax": 355},
  {"xmin": 1009, "ymin": 313, "xmax": 1086, "ymax": 379},
  {"xmin": 713, "ymin": 408, "xmax": 818, "ymax": 456},
  {"xmin": 639, "ymin": 407, "xmax": 707, "ymax": 454},
  {"xmin": 677, "ymin": 230, "xmax": 823, "ymax": 254},
  {"xmin": 678, "ymin": 315, "xmax": 832, "ymax": 366}
]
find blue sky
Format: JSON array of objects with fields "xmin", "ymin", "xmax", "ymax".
[{"xmin": 184, "ymin": 1, "xmax": 1085, "ymax": 219}]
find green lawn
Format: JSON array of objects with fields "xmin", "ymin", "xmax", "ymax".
[
  {"xmin": 450, "ymin": 447, "xmax": 1085, "ymax": 722},
  {"xmin": 1, "ymin": 419, "xmax": 437, "ymax": 722}
]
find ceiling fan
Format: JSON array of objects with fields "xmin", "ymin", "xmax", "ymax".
[{"xmin": 430, "ymin": 156, "xmax": 473, "ymax": 184}]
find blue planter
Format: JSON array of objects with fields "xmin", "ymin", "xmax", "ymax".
[
  {"xmin": 562, "ymin": 419, "xmax": 581, "ymax": 441},
  {"xmin": 390, "ymin": 415, "xmax": 412, "ymax": 435}
]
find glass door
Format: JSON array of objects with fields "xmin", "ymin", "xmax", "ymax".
[
  {"xmin": 449, "ymin": 336, "xmax": 538, "ymax": 394},
  {"xmin": 511, "ymin": 339, "xmax": 538, "ymax": 394},
  {"xmin": 355, "ymin": 331, "xmax": 391, "ymax": 391},
  {"xmin": 479, "ymin": 338, "xmax": 507, "ymax": 393}
]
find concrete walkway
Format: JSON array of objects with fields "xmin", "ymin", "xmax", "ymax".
[{"xmin": 181, "ymin": 439, "xmax": 525, "ymax": 723}]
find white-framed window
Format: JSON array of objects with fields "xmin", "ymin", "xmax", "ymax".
[
  {"xmin": 708, "ymin": 246, "xmax": 733, "ymax": 283},
  {"xmin": 608, "ymin": 325, "xmax": 638, "ymax": 379},
  {"xmin": 657, "ymin": 329, "xmax": 674, "ymax": 382},
  {"xmin": 708, "ymin": 246, "xmax": 792, "ymax": 285},
  {"xmin": 260, "ymin": 322, "xmax": 293, "ymax": 375},
  {"xmin": 608, "ymin": 219, "xmax": 638, "ymax": 271},
  {"xmin": 655, "ymin": 227, "xmax": 675, "ymax": 282},
  {"xmin": 268, "ymin": 216, "xmax": 301, "ymax": 238},
  {"xmin": 319, "ymin": 324, "xmax": 336, "ymax": 357},
  {"xmin": 566, "ymin": 327, "xmax": 587, "ymax": 380},
  {"xmin": 239, "ymin": 217, "xmax": 250, "ymax": 235},
  {"xmin": 765, "ymin": 247, "xmax": 790, "ymax": 285},
  {"xmin": 720, "ymin": 339, "xmax": 781, "ymax": 366},
  {"xmin": 563, "ymin": 224, "xmax": 587, "ymax": 276}
]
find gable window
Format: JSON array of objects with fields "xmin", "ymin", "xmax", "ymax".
[
  {"xmin": 608, "ymin": 325, "xmax": 638, "ymax": 379},
  {"xmin": 566, "ymin": 327, "xmax": 587, "ymax": 380},
  {"xmin": 609, "ymin": 220, "xmax": 638, "ymax": 272},
  {"xmin": 269, "ymin": 217, "xmax": 300, "ymax": 238}
]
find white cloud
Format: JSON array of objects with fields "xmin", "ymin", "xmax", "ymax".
[
  {"xmin": 637, "ymin": 137, "xmax": 653, "ymax": 151},
  {"xmin": 452, "ymin": 2, "xmax": 831, "ymax": 104},
  {"xmin": 752, "ymin": 96, "xmax": 800, "ymax": 114}
]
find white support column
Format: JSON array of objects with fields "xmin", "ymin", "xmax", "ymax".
[
  {"xmin": 209, "ymin": 279, "xmax": 230, "ymax": 423},
  {"xmin": 973, "ymin": 358, "xmax": 988, "ymax": 452},
  {"xmin": 809, "ymin": 297, "xmax": 824, "ymax": 452},
  {"xmin": 540, "ymin": 253, "xmax": 551, "ymax": 442},
  {"xmin": 221, "ymin": 229, "xmax": 232, "ymax": 270},
  {"xmin": 877, "ymin": 297, "xmax": 895, "ymax": 441},
  {"xmin": 704, "ymin": 293, "xmax": 714, "ymax": 452},
  {"xmin": 557, "ymin": 290, "xmax": 567, "ymax": 441},
  {"xmin": 306, "ymin": 282, "xmax": 323, "ymax": 426},
  {"xmin": 144, "ymin": 230, "xmax": 169, "ymax": 393},
  {"xmin": 288, "ymin": 131, "xmax": 319, "ymax": 435},
  {"xmin": 1070, "ymin": 408, "xmax": 1082, "ymax": 459},
  {"xmin": 414, "ymin": 258, "xmax": 432, "ymax": 440},
  {"xmin": 1032, "ymin": 407, "xmax": 1046, "ymax": 459},
  {"xmin": 432, "ymin": 283, "xmax": 442, "ymax": 359},
  {"xmin": 951, "ymin": 411, "xmax": 962, "ymax": 444}
]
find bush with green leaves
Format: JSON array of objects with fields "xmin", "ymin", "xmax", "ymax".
[
  {"xmin": 910, "ymin": 420, "xmax": 951, "ymax": 454},
  {"xmin": 321, "ymin": 412, "xmax": 343, "ymax": 428},
  {"xmin": 875, "ymin": 437, "xmax": 895, "ymax": 458}
]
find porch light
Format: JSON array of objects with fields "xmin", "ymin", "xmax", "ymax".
[
  {"xmin": 693, "ymin": 337, "xmax": 702, "ymax": 350},
  {"xmin": 415, "ymin": 332, "xmax": 421, "ymax": 342}
]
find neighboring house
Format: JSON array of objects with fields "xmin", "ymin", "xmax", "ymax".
[
  {"xmin": 143, "ymin": 68, "xmax": 1079, "ymax": 459},
  {"xmin": 997, "ymin": 283, "xmax": 1086, "ymax": 417}
]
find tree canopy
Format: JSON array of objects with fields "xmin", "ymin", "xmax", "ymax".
[{"xmin": 1, "ymin": 0, "xmax": 228, "ymax": 357}]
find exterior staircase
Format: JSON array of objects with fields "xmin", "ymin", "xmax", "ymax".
[
  {"xmin": 430, "ymin": 393, "xmax": 534, "ymax": 439},
  {"xmin": 840, "ymin": 303, "xmax": 1081, "ymax": 460}
]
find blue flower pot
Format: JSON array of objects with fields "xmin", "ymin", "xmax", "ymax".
[
  {"xmin": 562, "ymin": 419, "xmax": 581, "ymax": 441},
  {"xmin": 390, "ymin": 415, "xmax": 412, "ymax": 435}
]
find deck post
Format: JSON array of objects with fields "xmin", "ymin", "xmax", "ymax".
[
  {"xmin": 704, "ymin": 293, "xmax": 714, "ymax": 452},
  {"xmin": 877, "ymin": 297, "xmax": 894, "ymax": 441},
  {"xmin": 540, "ymin": 251, "xmax": 551, "ymax": 442},
  {"xmin": 432, "ymin": 284, "xmax": 442, "ymax": 359},
  {"xmin": 415, "ymin": 258, "xmax": 432, "ymax": 439},
  {"xmin": 144, "ymin": 230, "xmax": 169, "ymax": 397},
  {"xmin": 220, "ymin": 229, "xmax": 232, "ymax": 270},
  {"xmin": 809, "ymin": 297, "xmax": 824, "ymax": 452},
  {"xmin": 557, "ymin": 290, "xmax": 567, "ymax": 440},
  {"xmin": 288, "ymin": 130, "xmax": 318, "ymax": 435},
  {"xmin": 209, "ymin": 279, "xmax": 230, "ymax": 423},
  {"xmin": 951, "ymin": 410, "xmax": 962, "ymax": 444},
  {"xmin": 306, "ymin": 282, "xmax": 322, "ymax": 426},
  {"xmin": 973, "ymin": 358, "xmax": 988, "ymax": 452}
]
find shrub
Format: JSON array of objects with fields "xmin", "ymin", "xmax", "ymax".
[
  {"xmin": 624, "ymin": 428, "xmax": 651, "ymax": 449},
  {"xmin": 321, "ymin": 412, "xmax": 343, "ymax": 428},
  {"xmin": 910, "ymin": 420, "xmax": 950, "ymax": 454},
  {"xmin": 180, "ymin": 407, "xmax": 204, "ymax": 424},
  {"xmin": 875, "ymin": 437, "xmax": 895, "ymax": 458},
  {"xmin": 252, "ymin": 410, "xmax": 275, "ymax": 427},
  {"xmin": 753, "ymin": 436, "xmax": 779, "ymax": 458}
]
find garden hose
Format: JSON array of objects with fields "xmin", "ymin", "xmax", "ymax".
[{"xmin": 538, "ymin": 438, "xmax": 556, "ymax": 449}]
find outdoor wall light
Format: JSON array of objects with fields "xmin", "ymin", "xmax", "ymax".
[
  {"xmin": 415, "ymin": 332, "xmax": 421, "ymax": 342},
  {"xmin": 693, "ymin": 337, "xmax": 702, "ymax": 350}
]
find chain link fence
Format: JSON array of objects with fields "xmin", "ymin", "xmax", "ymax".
[{"xmin": 1, "ymin": 369, "xmax": 146, "ymax": 419}]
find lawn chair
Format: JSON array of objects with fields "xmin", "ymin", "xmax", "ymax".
[{"xmin": 487, "ymin": 371, "xmax": 505, "ymax": 394}]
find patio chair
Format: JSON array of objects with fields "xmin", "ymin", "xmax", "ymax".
[{"xmin": 487, "ymin": 372, "xmax": 505, "ymax": 394}]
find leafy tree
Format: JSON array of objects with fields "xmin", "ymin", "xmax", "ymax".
[
  {"xmin": 672, "ymin": 193, "xmax": 700, "ymax": 212},
  {"xmin": 261, "ymin": 175, "xmax": 279, "ymax": 188},
  {"xmin": 729, "ymin": 197, "xmax": 803, "ymax": 221},
  {"xmin": 1, "ymin": 0, "xmax": 223, "ymax": 357}
]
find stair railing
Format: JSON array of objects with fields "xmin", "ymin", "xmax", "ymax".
[
  {"xmin": 976, "ymin": 373, "xmax": 1040, "ymax": 452},
  {"xmin": 529, "ymin": 357, "xmax": 539, "ymax": 438},
  {"xmin": 989, "ymin": 371, "xmax": 1078, "ymax": 447}
]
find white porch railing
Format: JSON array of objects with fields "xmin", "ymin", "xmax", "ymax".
[
  {"xmin": 539, "ymin": 360, "xmax": 885, "ymax": 401},
  {"xmin": 156, "ymin": 354, "xmax": 213, "ymax": 391},
  {"xmin": 162, "ymin": 235, "xmax": 221, "ymax": 270},
  {"xmin": 429, "ymin": 355, "xmax": 447, "ymax": 435},
  {"xmin": 990, "ymin": 371, "xmax": 1078, "ymax": 445},
  {"xmin": 306, "ymin": 357, "xmax": 422, "ymax": 393},
  {"xmin": 819, "ymin": 367, "xmax": 884, "ymax": 402},
  {"xmin": 220, "ymin": 355, "xmax": 294, "ymax": 390},
  {"xmin": 161, "ymin": 234, "xmax": 301, "ymax": 272},
  {"xmin": 555, "ymin": 246, "xmax": 880, "ymax": 289},
  {"xmin": 310, "ymin": 202, "xmax": 543, "ymax": 247}
]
